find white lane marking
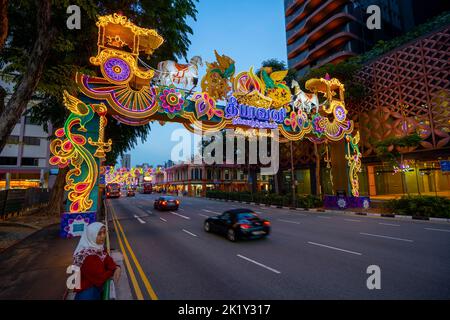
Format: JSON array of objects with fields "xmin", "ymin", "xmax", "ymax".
[
  {"xmin": 425, "ymin": 228, "xmax": 450, "ymax": 233},
  {"xmin": 179, "ymin": 208, "xmax": 185, "ymax": 211},
  {"xmin": 360, "ymin": 232, "xmax": 413, "ymax": 242},
  {"xmin": 260, "ymin": 207, "xmax": 269, "ymax": 210},
  {"xmin": 133, "ymin": 215, "xmax": 146, "ymax": 224},
  {"xmin": 255, "ymin": 211, "xmax": 263, "ymax": 214},
  {"xmin": 146, "ymin": 210, "xmax": 153, "ymax": 215},
  {"xmin": 379, "ymin": 222, "xmax": 400, "ymax": 227},
  {"xmin": 159, "ymin": 217, "xmax": 167, "ymax": 222},
  {"xmin": 182, "ymin": 229, "xmax": 198, "ymax": 237},
  {"xmin": 170, "ymin": 211, "xmax": 191, "ymax": 220},
  {"xmin": 317, "ymin": 216, "xmax": 332, "ymax": 219},
  {"xmin": 199, "ymin": 214, "xmax": 209, "ymax": 218},
  {"xmin": 344, "ymin": 219, "xmax": 361, "ymax": 222},
  {"xmin": 237, "ymin": 254, "xmax": 281, "ymax": 274},
  {"xmin": 307, "ymin": 241, "xmax": 362, "ymax": 256},
  {"xmin": 202, "ymin": 209, "xmax": 221, "ymax": 215},
  {"xmin": 278, "ymin": 219, "xmax": 301, "ymax": 225}
]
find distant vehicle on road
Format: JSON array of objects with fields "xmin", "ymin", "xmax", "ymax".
[
  {"xmin": 204, "ymin": 208, "xmax": 270, "ymax": 242},
  {"xmin": 126, "ymin": 188, "xmax": 135, "ymax": 197},
  {"xmin": 106, "ymin": 183, "xmax": 121, "ymax": 198},
  {"xmin": 142, "ymin": 182, "xmax": 153, "ymax": 194},
  {"xmin": 154, "ymin": 196, "xmax": 179, "ymax": 210}
]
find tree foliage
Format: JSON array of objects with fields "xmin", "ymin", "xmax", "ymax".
[
  {"xmin": 296, "ymin": 61, "xmax": 367, "ymax": 103},
  {"xmin": 1, "ymin": 0, "xmax": 199, "ymax": 163},
  {"xmin": 373, "ymin": 133, "xmax": 422, "ymax": 164}
]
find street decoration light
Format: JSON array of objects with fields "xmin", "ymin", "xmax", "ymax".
[{"xmin": 49, "ymin": 13, "xmax": 362, "ymax": 237}]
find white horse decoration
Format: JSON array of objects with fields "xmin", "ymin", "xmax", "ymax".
[
  {"xmin": 291, "ymin": 80, "xmax": 319, "ymax": 114},
  {"xmin": 155, "ymin": 56, "xmax": 203, "ymax": 88}
]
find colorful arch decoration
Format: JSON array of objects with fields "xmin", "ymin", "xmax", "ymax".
[{"xmin": 51, "ymin": 13, "xmax": 362, "ymax": 237}]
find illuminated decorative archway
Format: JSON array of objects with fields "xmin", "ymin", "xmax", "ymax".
[{"xmin": 50, "ymin": 14, "xmax": 362, "ymax": 237}]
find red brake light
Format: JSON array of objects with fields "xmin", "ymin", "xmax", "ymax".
[
  {"xmin": 263, "ymin": 221, "xmax": 271, "ymax": 226},
  {"xmin": 240, "ymin": 224, "xmax": 251, "ymax": 229},
  {"xmin": 175, "ymin": 200, "xmax": 179, "ymax": 205},
  {"xmin": 162, "ymin": 201, "xmax": 167, "ymax": 206},
  {"xmin": 107, "ymin": 193, "xmax": 110, "ymax": 196}
]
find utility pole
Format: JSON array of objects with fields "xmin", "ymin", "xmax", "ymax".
[{"xmin": 290, "ymin": 141, "xmax": 296, "ymax": 207}]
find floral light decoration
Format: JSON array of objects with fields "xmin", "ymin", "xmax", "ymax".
[
  {"xmin": 192, "ymin": 92, "xmax": 224, "ymax": 120},
  {"xmin": 49, "ymin": 91, "xmax": 111, "ymax": 213},
  {"xmin": 345, "ymin": 132, "xmax": 362, "ymax": 197},
  {"xmin": 158, "ymin": 86, "xmax": 185, "ymax": 115}
]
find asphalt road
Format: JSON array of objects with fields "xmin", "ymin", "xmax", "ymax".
[{"xmin": 107, "ymin": 193, "xmax": 450, "ymax": 300}]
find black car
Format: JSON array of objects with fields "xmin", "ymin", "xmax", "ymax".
[
  {"xmin": 204, "ymin": 209, "xmax": 270, "ymax": 242},
  {"xmin": 154, "ymin": 196, "xmax": 179, "ymax": 210}
]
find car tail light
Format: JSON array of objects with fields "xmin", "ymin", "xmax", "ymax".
[
  {"xmin": 175, "ymin": 200, "xmax": 179, "ymax": 205},
  {"xmin": 240, "ymin": 224, "xmax": 251, "ymax": 229},
  {"xmin": 162, "ymin": 201, "xmax": 167, "ymax": 206},
  {"xmin": 107, "ymin": 192, "xmax": 110, "ymax": 196},
  {"xmin": 263, "ymin": 221, "xmax": 271, "ymax": 226}
]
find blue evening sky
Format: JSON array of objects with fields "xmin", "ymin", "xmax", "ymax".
[{"xmin": 130, "ymin": 0, "xmax": 287, "ymax": 167}]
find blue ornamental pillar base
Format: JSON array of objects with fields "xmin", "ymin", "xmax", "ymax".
[
  {"xmin": 323, "ymin": 195, "xmax": 370, "ymax": 210},
  {"xmin": 60, "ymin": 212, "xmax": 97, "ymax": 238}
]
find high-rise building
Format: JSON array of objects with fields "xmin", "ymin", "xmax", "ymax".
[
  {"xmin": 284, "ymin": 0, "xmax": 450, "ymax": 76},
  {"xmin": 0, "ymin": 108, "xmax": 53, "ymax": 190},
  {"xmin": 121, "ymin": 154, "xmax": 131, "ymax": 170}
]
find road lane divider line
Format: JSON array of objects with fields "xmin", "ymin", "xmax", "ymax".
[
  {"xmin": 278, "ymin": 219, "xmax": 301, "ymax": 225},
  {"xmin": 237, "ymin": 254, "xmax": 281, "ymax": 274},
  {"xmin": 182, "ymin": 229, "xmax": 198, "ymax": 237},
  {"xmin": 109, "ymin": 205, "xmax": 144, "ymax": 300},
  {"xmin": 307, "ymin": 241, "xmax": 362, "ymax": 256},
  {"xmin": 317, "ymin": 216, "xmax": 332, "ymax": 219},
  {"xmin": 170, "ymin": 211, "xmax": 190, "ymax": 220},
  {"xmin": 133, "ymin": 215, "xmax": 146, "ymax": 224},
  {"xmin": 199, "ymin": 214, "xmax": 209, "ymax": 218},
  {"xmin": 202, "ymin": 209, "xmax": 221, "ymax": 214},
  {"xmin": 344, "ymin": 219, "xmax": 361, "ymax": 222},
  {"xmin": 379, "ymin": 223, "xmax": 400, "ymax": 227},
  {"xmin": 110, "ymin": 206, "xmax": 159, "ymax": 300},
  {"xmin": 146, "ymin": 210, "xmax": 153, "ymax": 215},
  {"xmin": 159, "ymin": 217, "xmax": 167, "ymax": 222},
  {"xmin": 359, "ymin": 232, "xmax": 413, "ymax": 242},
  {"xmin": 425, "ymin": 228, "xmax": 450, "ymax": 233}
]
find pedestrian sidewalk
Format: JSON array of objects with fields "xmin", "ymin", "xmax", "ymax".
[
  {"xmin": 0, "ymin": 223, "xmax": 76, "ymax": 299},
  {"xmin": 0, "ymin": 223, "xmax": 134, "ymax": 300}
]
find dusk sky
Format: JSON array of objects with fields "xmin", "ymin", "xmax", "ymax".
[{"xmin": 130, "ymin": 0, "xmax": 287, "ymax": 167}]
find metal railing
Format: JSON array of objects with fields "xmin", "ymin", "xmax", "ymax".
[{"xmin": 0, "ymin": 188, "xmax": 50, "ymax": 219}]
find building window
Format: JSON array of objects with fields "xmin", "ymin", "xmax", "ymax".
[
  {"xmin": 224, "ymin": 170, "xmax": 229, "ymax": 180},
  {"xmin": 21, "ymin": 157, "xmax": 39, "ymax": 166},
  {"xmin": 25, "ymin": 116, "xmax": 40, "ymax": 125},
  {"xmin": 23, "ymin": 136, "xmax": 41, "ymax": 146},
  {"xmin": 6, "ymin": 135, "xmax": 20, "ymax": 144},
  {"xmin": 0, "ymin": 157, "xmax": 17, "ymax": 165}
]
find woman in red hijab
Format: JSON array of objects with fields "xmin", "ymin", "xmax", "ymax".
[{"xmin": 73, "ymin": 222, "xmax": 121, "ymax": 300}]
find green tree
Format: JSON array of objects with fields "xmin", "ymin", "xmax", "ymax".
[
  {"xmin": 297, "ymin": 61, "xmax": 366, "ymax": 104},
  {"xmin": 1, "ymin": 0, "xmax": 199, "ymax": 214}
]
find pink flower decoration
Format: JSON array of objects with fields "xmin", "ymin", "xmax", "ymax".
[{"xmin": 159, "ymin": 87, "xmax": 184, "ymax": 113}]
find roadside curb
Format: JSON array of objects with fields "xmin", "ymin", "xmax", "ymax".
[
  {"xmin": 0, "ymin": 222, "xmax": 60, "ymax": 254},
  {"xmin": 0, "ymin": 221, "xmax": 41, "ymax": 229},
  {"xmin": 204, "ymin": 197, "xmax": 450, "ymax": 223},
  {"xmin": 110, "ymin": 250, "xmax": 133, "ymax": 300}
]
